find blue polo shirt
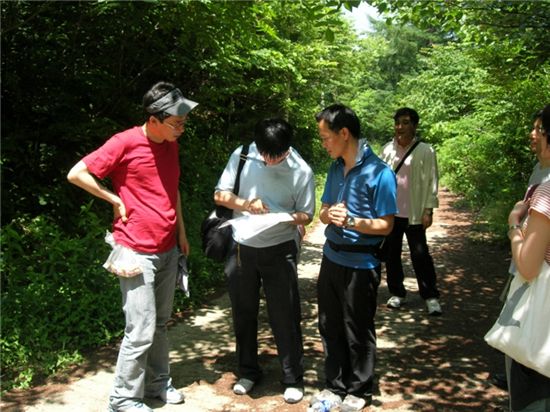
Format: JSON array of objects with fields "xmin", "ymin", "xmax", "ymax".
[{"xmin": 321, "ymin": 143, "xmax": 397, "ymax": 269}]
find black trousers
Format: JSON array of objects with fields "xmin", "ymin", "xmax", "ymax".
[
  {"xmin": 225, "ymin": 240, "xmax": 304, "ymax": 386},
  {"xmin": 317, "ymin": 255, "xmax": 381, "ymax": 398},
  {"xmin": 385, "ymin": 216, "xmax": 440, "ymax": 300}
]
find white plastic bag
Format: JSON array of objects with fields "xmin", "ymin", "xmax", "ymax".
[
  {"xmin": 176, "ymin": 254, "xmax": 190, "ymax": 297},
  {"xmin": 484, "ymin": 261, "xmax": 550, "ymax": 378},
  {"xmin": 102, "ymin": 232, "xmax": 143, "ymax": 278}
]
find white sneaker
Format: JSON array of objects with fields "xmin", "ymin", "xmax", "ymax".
[
  {"xmin": 426, "ymin": 298, "xmax": 442, "ymax": 316},
  {"xmin": 159, "ymin": 384, "xmax": 185, "ymax": 404},
  {"xmin": 284, "ymin": 387, "xmax": 304, "ymax": 403},
  {"xmin": 387, "ymin": 295, "xmax": 406, "ymax": 309},
  {"xmin": 341, "ymin": 394, "xmax": 368, "ymax": 411},
  {"xmin": 233, "ymin": 378, "xmax": 255, "ymax": 395},
  {"xmin": 108, "ymin": 402, "xmax": 153, "ymax": 412}
]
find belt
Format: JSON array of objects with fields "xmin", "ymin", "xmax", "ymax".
[{"xmin": 327, "ymin": 239, "xmax": 381, "ymax": 255}]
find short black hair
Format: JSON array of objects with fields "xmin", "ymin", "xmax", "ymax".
[
  {"xmin": 315, "ymin": 104, "xmax": 361, "ymax": 139},
  {"xmin": 254, "ymin": 118, "xmax": 293, "ymax": 158},
  {"xmin": 394, "ymin": 107, "xmax": 419, "ymax": 126},
  {"xmin": 142, "ymin": 81, "xmax": 176, "ymax": 121}
]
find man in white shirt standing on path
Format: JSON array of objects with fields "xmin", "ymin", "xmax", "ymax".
[
  {"xmin": 214, "ymin": 118, "xmax": 315, "ymax": 404},
  {"xmin": 380, "ymin": 107, "xmax": 442, "ymax": 316}
]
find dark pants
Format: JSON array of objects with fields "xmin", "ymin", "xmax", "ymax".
[
  {"xmin": 385, "ymin": 216, "xmax": 440, "ymax": 300},
  {"xmin": 506, "ymin": 356, "xmax": 550, "ymax": 411},
  {"xmin": 317, "ymin": 255, "xmax": 381, "ymax": 398},
  {"xmin": 225, "ymin": 240, "xmax": 304, "ymax": 386}
]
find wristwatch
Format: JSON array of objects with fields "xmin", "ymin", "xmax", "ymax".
[{"xmin": 345, "ymin": 215, "xmax": 356, "ymax": 228}]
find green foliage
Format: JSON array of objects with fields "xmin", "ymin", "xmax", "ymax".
[
  {"xmin": 394, "ymin": 44, "xmax": 550, "ymax": 231},
  {"xmin": 3, "ymin": 0, "xmax": 547, "ymax": 393},
  {"xmin": 395, "ymin": 43, "xmax": 489, "ymax": 145},
  {"xmin": 1, "ymin": 0, "xmax": 358, "ymax": 391},
  {"xmin": 341, "ymin": 20, "xmax": 448, "ymax": 142},
  {"xmin": 1, "ymin": 204, "xmax": 121, "ymax": 388},
  {"xmin": 0, "ymin": 0, "xmax": 343, "ymax": 224},
  {"xmin": 368, "ymin": 0, "xmax": 550, "ymax": 67},
  {"xmin": 355, "ymin": 0, "xmax": 550, "ymax": 233}
]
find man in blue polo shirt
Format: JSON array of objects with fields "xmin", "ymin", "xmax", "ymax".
[{"xmin": 312, "ymin": 104, "xmax": 397, "ymax": 412}]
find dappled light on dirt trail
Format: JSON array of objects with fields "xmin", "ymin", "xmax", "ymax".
[
  {"xmin": 373, "ymin": 188, "xmax": 509, "ymax": 411},
  {"xmin": 2, "ymin": 189, "xmax": 509, "ymax": 412}
]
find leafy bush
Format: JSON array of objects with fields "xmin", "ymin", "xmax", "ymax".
[
  {"xmin": 0, "ymin": 198, "xmax": 231, "ymax": 391},
  {"xmin": 1, "ymin": 204, "xmax": 122, "ymax": 389},
  {"xmin": 395, "ymin": 44, "xmax": 550, "ymax": 234}
]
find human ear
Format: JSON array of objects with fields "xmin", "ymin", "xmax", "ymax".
[{"xmin": 340, "ymin": 127, "xmax": 350, "ymax": 140}]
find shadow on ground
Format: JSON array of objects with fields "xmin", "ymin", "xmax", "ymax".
[
  {"xmin": 372, "ymin": 189, "xmax": 509, "ymax": 411},
  {"xmin": 2, "ymin": 189, "xmax": 509, "ymax": 412}
]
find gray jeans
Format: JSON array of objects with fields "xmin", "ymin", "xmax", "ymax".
[{"xmin": 109, "ymin": 246, "xmax": 179, "ymax": 410}]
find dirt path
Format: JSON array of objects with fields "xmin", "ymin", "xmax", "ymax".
[{"xmin": 2, "ymin": 189, "xmax": 509, "ymax": 411}]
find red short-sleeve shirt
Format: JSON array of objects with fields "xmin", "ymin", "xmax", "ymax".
[{"xmin": 83, "ymin": 126, "xmax": 180, "ymax": 253}]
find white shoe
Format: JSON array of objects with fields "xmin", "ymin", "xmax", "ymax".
[
  {"xmin": 108, "ymin": 402, "xmax": 153, "ymax": 412},
  {"xmin": 426, "ymin": 298, "xmax": 442, "ymax": 316},
  {"xmin": 341, "ymin": 394, "xmax": 368, "ymax": 411},
  {"xmin": 159, "ymin": 384, "xmax": 185, "ymax": 404},
  {"xmin": 284, "ymin": 387, "xmax": 304, "ymax": 403},
  {"xmin": 387, "ymin": 295, "xmax": 405, "ymax": 309},
  {"xmin": 233, "ymin": 378, "xmax": 255, "ymax": 395}
]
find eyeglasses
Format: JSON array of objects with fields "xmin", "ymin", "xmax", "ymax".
[
  {"xmin": 163, "ymin": 121, "xmax": 185, "ymax": 131},
  {"xmin": 533, "ymin": 126, "xmax": 544, "ymax": 134}
]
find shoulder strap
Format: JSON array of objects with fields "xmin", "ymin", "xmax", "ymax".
[
  {"xmin": 232, "ymin": 144, "xmax": 249, "ymax": 195},
  {"xmin": 394, "ymin": 140, "xmax": 420, "ymax": 174}
]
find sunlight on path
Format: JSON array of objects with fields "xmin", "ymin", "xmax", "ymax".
[{"xmin": 9, "ymin": 190, "xmax": 508, "ymax": 411}]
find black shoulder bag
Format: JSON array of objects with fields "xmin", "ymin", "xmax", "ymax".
[
  {"xmin": 393, "ymin": 140, "xmax": 421, "ymax": 175},
  {"xmin": 200, "ymin": 144, "xmax": 249, "ymax": 262},
  {"xmin": 378, "ymin": 140, "xmax": 421, "ymax": 262}
]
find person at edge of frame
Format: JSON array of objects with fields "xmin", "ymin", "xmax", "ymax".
[{"xmin": 505, "ymin": 104, "xmax": 550, "ymax": 412}]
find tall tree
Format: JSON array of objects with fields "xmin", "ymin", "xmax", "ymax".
[{"xmin": 366, "ymin": 0, "xmax": 550, "ymax": 75}]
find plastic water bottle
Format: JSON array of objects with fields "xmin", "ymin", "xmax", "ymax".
[{"xmin": 307, "ymin": 399, "xmax": 339, "ymax": 412}]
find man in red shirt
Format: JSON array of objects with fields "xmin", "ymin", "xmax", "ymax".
[{"xmin": 67, "ymin": 81, "xmax": 197, "ymax": 412}]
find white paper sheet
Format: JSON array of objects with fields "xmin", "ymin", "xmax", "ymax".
[{"xmin": 220, "ymin": 212, "xmax": 294, "ymax": 241}]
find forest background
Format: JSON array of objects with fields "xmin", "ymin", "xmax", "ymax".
[{"xmin": 1, "ymin": 0, "xmax": 549, "ymax": 393}]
